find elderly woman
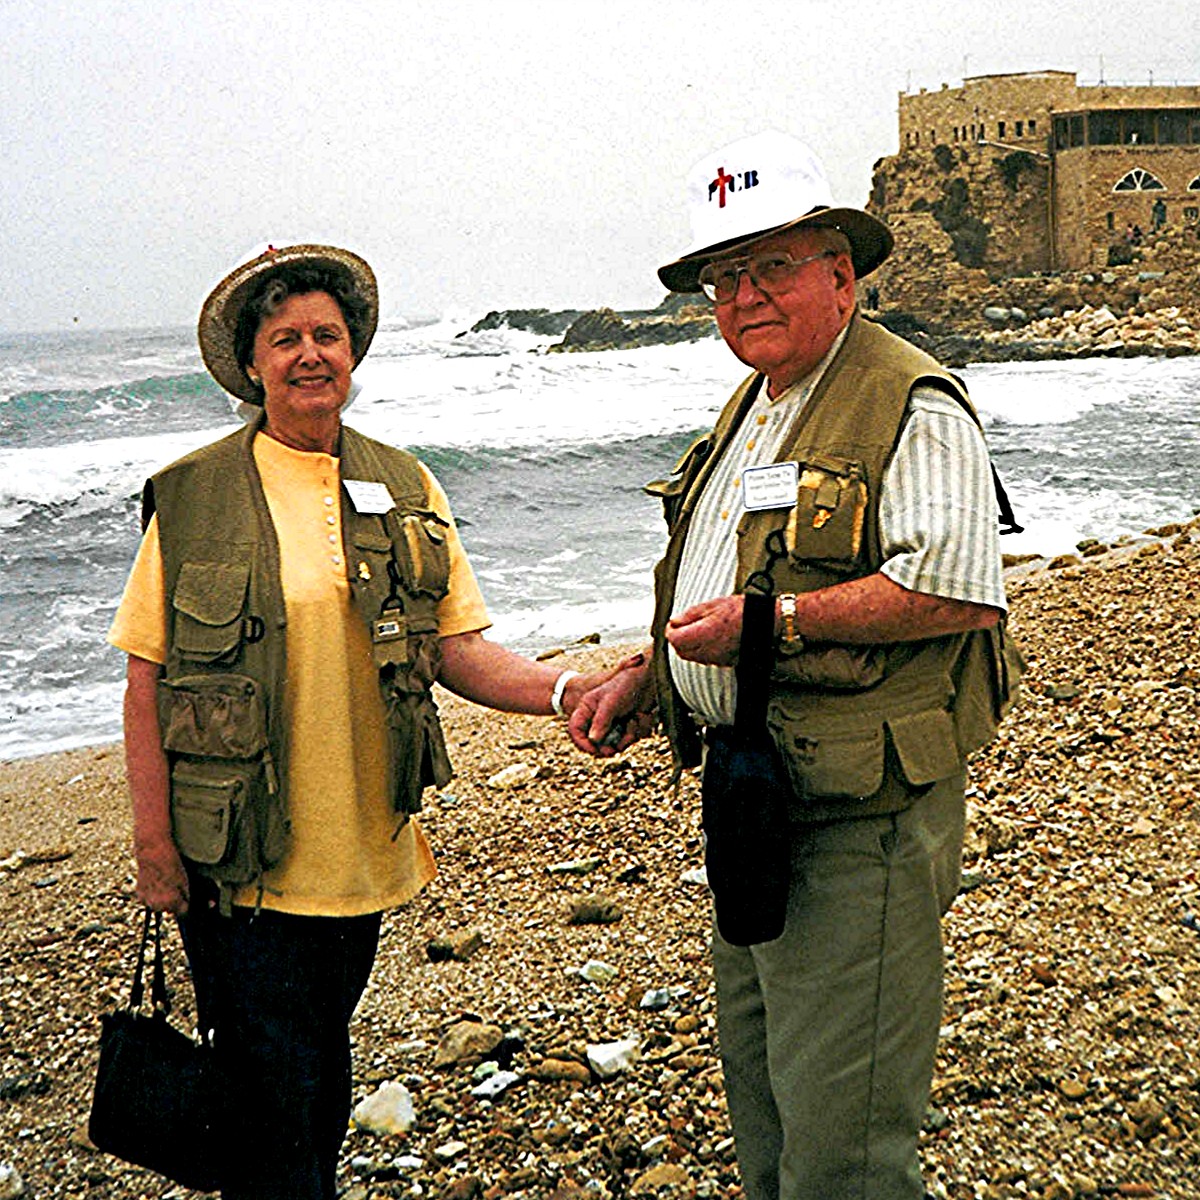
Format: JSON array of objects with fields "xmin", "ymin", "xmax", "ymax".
[{"xmin": 108, "ymin": 244, "xmax": 618, "ymax": 1199}]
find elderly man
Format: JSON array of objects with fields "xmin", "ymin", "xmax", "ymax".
[{"xmin": 571, "ymin": 131, "xmax": 1020, "ymax": 1200}]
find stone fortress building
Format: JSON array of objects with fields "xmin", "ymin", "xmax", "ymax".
[{"xmin": 866, "ymin": 70, "xmax": 1200, "ymax": 333}]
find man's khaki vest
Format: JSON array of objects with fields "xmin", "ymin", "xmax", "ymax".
[
  {"xmin": 648, "ymin": 313, "xmax": 1021, "ymax": 821},
  {"xmin": 146, "ymin": 413, "xmax": 453, "ymax": 907}
]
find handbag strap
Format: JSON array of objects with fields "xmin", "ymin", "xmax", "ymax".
[
  {"xmin": 129, "ymin": 909, "xmax": 172, "ymax": 1016},
  {"xmin": 734, "ymin": 592, "xmax": 776, "ymax": 736}
]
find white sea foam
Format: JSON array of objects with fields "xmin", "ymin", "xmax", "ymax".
[
  {"xmin": 962, "ymin": 354, "xmax": 1188, "ymax": 427},
  {"xmin": 0, "ymin": 425, "xmax": 237, "ymax": 513},
  {"xmin": 350, "ymin": 337, "xmax": 740, "ymax": 450}
]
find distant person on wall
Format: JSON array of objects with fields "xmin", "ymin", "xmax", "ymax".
[
  {"xmin": 569, "ymin": 131, "xmax": 1022, "ymax": 1200},
  {"xmin": 1152, "ymin": 198, "xmax": 1167, "ymax": 231},
  {"xmin": 108, "ymin": 242, "xmax": 624, "ymax": 1200}
]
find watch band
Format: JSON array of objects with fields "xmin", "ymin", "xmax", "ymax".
[
  {"xmin": 778, "ymin": 592, "xmax": 804, "ymax": 652},
  {"xmin": 551, "ymin": 670, "xmax": 580, "ymax": 717}
]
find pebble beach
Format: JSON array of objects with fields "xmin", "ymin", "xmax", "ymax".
[{"xmin": 2, "ymin": 516, "xmax": 1199, "ymax": 1200}]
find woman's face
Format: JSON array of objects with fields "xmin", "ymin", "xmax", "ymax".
[{"xmin": 250, "ymin": 290, "xmax": 354, "ymax": 430}]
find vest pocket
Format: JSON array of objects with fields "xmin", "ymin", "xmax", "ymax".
[
  {"xmin": 171, "ymin": 561, "xmax": 250, "ymax": 663},
  {"xmin": 784, "ymin": 454, "xmax": 868, "ymax": 571},
  {"xmin": 767, "ymin": 716, "xmax": 886, "ymax": 800},
  {"xmin": 886, "ymin": 708, "xmax": 962, "ymax": 786},
  {"xmin": 157, "ymin": 674, "xmax": 268, "ymax": 759},
  {"xmin": 383, "ymin": 688, "xmax": 452, "ymax": 815},
  {"xmin": 169, "ymin": 762, "xmax": 256, "ymax": 867},
  {"xmin": 391, "ymin": 512, "xmax": 451, "ymax": 599},
  {"xmin": 157, "ymin": 673, "xmax": 276, "ymax": 878}
]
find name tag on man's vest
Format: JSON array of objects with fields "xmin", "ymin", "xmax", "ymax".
[
  {"xmin": 344, "ymin": 480, "xmax": 395, "ymax": 514},
  {"xmin": 742, "ymin": 462, "xmax": 798, "ymax": 512}
]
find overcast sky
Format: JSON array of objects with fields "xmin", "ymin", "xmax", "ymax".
[{"xmin": 2, "ymin": 0, "xmax": 1197, "ymax": 334}]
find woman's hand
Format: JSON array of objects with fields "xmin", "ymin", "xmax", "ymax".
[{"xmin": 134, "ymin": 834, "xmax": 190, "ymax": 915}]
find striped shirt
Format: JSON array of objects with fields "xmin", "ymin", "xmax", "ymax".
[{"xmin": 669, "ymin": 338, "xmax": 1006, "ymax": 727}]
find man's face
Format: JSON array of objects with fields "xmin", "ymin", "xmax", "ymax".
[{"xmin": 710, "ymin": 229, "xmax": 856, "ymax": 396}]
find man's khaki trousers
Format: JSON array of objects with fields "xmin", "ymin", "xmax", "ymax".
[{"xmin": 712, "ymin": 772, "xmax": 965, "ymax": 1200}]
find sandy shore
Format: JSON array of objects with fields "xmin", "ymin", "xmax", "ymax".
[{"xmin": 2, "ymin": 517, "xmax": 1199, "ymax": 1200}]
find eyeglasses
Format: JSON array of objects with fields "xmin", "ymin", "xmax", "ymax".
[{"xmin": 698, "ymin": 249, "xmax": 837, "ymax": 304}]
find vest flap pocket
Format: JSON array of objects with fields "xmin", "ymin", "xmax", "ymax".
[
  {"xmin": 784, "ymin": 456, "xmax": 867, "ymax": 571},
  {"xmin": 352, "ymin": 531, "xmax": 392, "ymax": 553},
  {"xmin": 157, "ymin": 673, "xmax": 268, "ymax": 759},
  {"xmin": 887, "ymin": 708, "xmax": 960, "ymax": 786},
  {"xmin": 170, "ymin": 763, "xmax": 253, "ymax": 865},
  {"xmin": 390, "ymin": 512, "xmax": 451, "ymax": 600},
  {"xmin": 172, "ymin": 561, "xmax": 249, "ymax": 661},
  {"xmin": 767, "ymin": 706, "xmax": 885, "ymax": 799}
]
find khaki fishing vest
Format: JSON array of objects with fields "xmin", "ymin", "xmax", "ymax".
[
  {"xmin": 146, "ymin": 413, "xmax": 453, "ymax": 906},
  {"xmin": 648, "ymin": 313, "xmax": 1021, "ymax": 820}
]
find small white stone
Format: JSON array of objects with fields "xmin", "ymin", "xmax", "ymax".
[
  {"xmin": 577, "ymin": 959, "xmax": 619, "ymax": 984},
  {"xmin": 352, "ymin": 1081, "xmax": 415, "ymax": 1136},
  {"xmin": 587, "ymin": 1037, "xmax": 641, "ymax": 1079},
  {"xmin": 471, "ymin": 1069, "xmax": 520, "ymax": 1099}
]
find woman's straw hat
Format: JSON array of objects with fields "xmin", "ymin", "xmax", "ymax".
[{"xmin": 198, "ymin": 242, "xmax": 378, "ymax": 401}]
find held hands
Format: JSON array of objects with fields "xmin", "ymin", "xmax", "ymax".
[
  {"xmin": 568, "ymin": 652, "xmax": 658, "ymax": 758},
  {"xmin": 665, "ymin": 594, "xmax": 746, "ymax": 666}
]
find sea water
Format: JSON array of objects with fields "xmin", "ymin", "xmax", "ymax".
[{"xmin": 1, "ymin": 318, "xmax": 1197, "ymax": 760}]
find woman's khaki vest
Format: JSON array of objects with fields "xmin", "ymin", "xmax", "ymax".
[
  {"xmin": 648, "ymin": 314, "xmax": 1021, "ymax": 821},
  {"xmin": 146, "ymin": 414, "xmax": 453, "ymax": 909}
]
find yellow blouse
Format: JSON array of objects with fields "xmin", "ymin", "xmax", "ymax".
[{"xmin": 109, "ymin": 431, "xmax": 489, "ymax": 916}]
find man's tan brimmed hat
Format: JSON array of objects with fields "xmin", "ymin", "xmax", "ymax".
[
  {"xmin": 657, "ymin": 130, "xmax": 893, "ymax": 293},
  {"xmin": 198, "ymin": 242, "xmax": 379, "ymax": 402}
]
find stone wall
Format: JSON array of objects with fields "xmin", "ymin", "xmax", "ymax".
[
  {"xmin": 894, "ymin": 71, "xmax": 1200, "ymax": 272},
  {"xmin": 898, "ymin": 72, "xmax": 1075, "ymax": 151},
  {"xmin": 872, "ymin": 70, "xmax": 1200, "ymax": 328},
  {"xmin": 870, "ymin": 141, "xmax": 1052, "ymax": 283},
  {"xmin": 1054, "ymin": 144, "xmax": 1200, "ymax": 268}
]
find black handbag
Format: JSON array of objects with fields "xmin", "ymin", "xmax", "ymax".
[{"xmin": 88, "ymin": 909, "xmax": 223, "ymax": 1192}]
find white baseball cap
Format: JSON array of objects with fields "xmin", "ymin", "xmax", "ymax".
[{"xmin": 657, "ymin": 130, "xmax": 893, "ymax": 292}]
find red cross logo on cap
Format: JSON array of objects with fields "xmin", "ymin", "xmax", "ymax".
[{"xmin": 709, "ymin": 166, "xmax": 735, "ymax": 207}]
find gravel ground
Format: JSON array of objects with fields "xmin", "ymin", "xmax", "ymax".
[{"xmin": 2, "ymin": 517, "xmax": 1198, "ymax": 1200}]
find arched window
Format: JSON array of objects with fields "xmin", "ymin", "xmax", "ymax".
[
  {"xmin": 1113, "ymin": 167, "xmax": 1166, "ymax": 192},
  {"xmin": 1189, "ymin": 174, "xmax": 1200, "ymax": 191}
]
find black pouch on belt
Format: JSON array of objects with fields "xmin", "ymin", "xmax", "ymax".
[{"xmin": 701, "ymin": 592, "xmax": 792, "ymax": 946}]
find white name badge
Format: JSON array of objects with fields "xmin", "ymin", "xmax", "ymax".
[
  {"xmin": 343, "ymin": 480, "xmax": 395, "ymax": 514},
  {"xmin": 742, "ymin": 461, "xmax": 799, "ymax": 512}
]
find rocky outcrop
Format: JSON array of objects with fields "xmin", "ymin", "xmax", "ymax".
[
  {"xmin": 548, "ymin": 304, "xmax": 717, "ymax": 353},
  {"xmin": 465, "ymin": 309, "xmax": 585, "ymax": 336},
  {"xmin": 875, "ymin": 302, "xmax": 1200, "ymax": 366},
  {"xmin": 864, "ymin": 137, "xmax": 1200, "ymax": 360},
  {"xmin": 463, "ymin": 296, "xmax": 719, "ymax": 352}
]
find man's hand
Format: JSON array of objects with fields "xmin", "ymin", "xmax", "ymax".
[
  {"xmin": 568, "ymin": 654, "xmax": 656, "ymax": 758},
  {"xmin": 134, "ymin": 833, "xmax": 190, "ymax": 915},
  {"xmin": 665, "ymin": 595, "xmax": 745, "ymax": 666}
]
